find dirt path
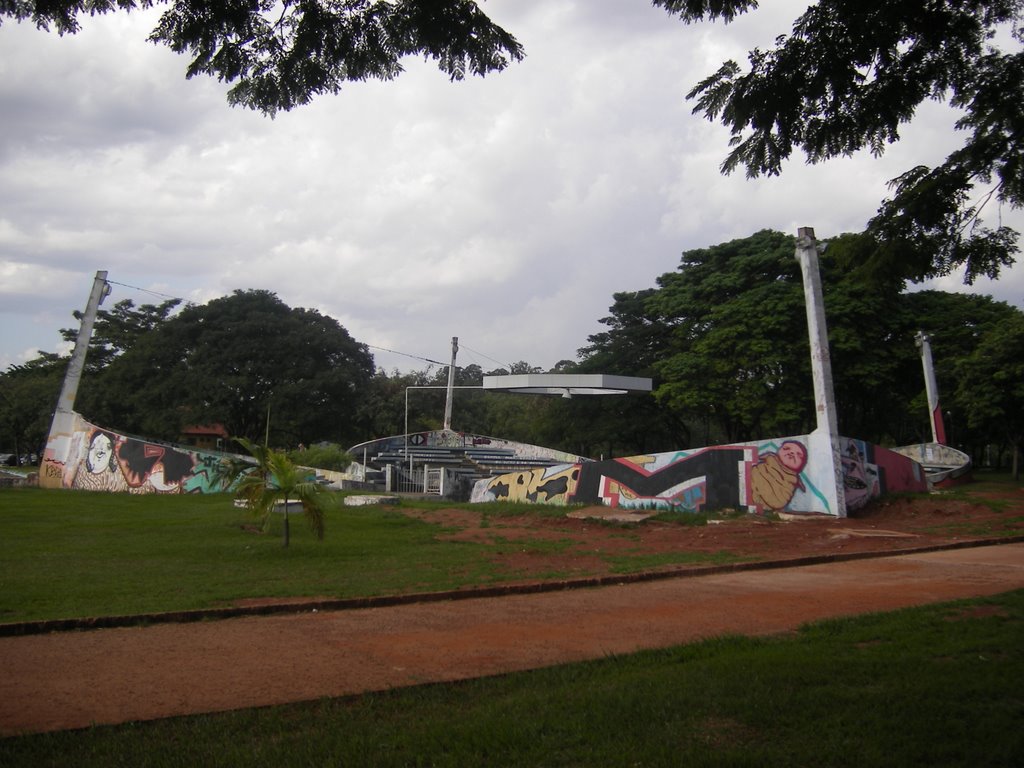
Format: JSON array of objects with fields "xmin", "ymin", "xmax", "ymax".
[{"xmin": 3, "ymin": 542, "xmax": 1023, "ymax": 737}]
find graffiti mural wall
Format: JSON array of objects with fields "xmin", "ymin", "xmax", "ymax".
[
  {"xmin": 40, "ymin": 411, "xmax": 230, "ymax": 494},
  {"xmin": 471, "ymin": 434, "xmax": 928, "ymax": 516}
]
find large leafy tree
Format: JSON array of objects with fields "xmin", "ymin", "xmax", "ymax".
[
  {"xmin": 569, "ymin": 290, "xmax": 690, "ymax": 456},
  {"xmin": 898, "ymin": 290, "xmax": 1023, "ymax": 451},
  {"xmin": 954, "ymin": 306, "xmax": 1024, "ymax": 475},
  {"xmin": 580, "ymin": 229, "xmax": 1024, "ymax": 460},
  {"xmin": 583, "ymin": 230, "xmax": 967, "ymax": 447},
  {"xmin": 61, "ymin": 298, "xmax": 181, "ymax": 374},
  {"xmin": 682, "ymin": 0, "xmax": 1024, "ymax": 283},
  {"xmin": 61, "ymin": 298, "xmax": 182, "ymax": 425},
  {"xmin": 0, "ymin": 354, "xmax": 66, "ymax": 460},
  {"xmin": 92, "ymin": 289, "xmax": 374, "ymax": 445},
  {"xmin": 647, "ymin": 230, "xmax": 816, "ymax": 443}
]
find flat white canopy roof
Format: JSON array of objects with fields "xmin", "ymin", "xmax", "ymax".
[{"xmin": 482, "ymin": 373, "xmax": 653, "ymax": 397}]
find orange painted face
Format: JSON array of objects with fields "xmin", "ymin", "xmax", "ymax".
[{"xmin": 778, "ymin": 441, "xmax": 807, "ymax": 473}]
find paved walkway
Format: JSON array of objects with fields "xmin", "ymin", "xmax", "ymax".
[{"xmin": 2, "ymin": 542, "xmax": 1023, "ymax": 736}]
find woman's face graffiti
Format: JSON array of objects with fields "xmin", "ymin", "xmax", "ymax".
[{"xmin": 87, "ymin": 433, "xmax": 113, "ymax": 474}]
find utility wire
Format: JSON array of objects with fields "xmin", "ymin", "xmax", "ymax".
[
  {"xmin": 365, "ymin": 345, "xmax": 448, "ymax": 367},
  {"xmin": 459, "ymin": 342, "xmax": 512, "ymax": 372},
  {"xmin": 105, "ymin": 280, "xmax": 193, "ymax": 306}
]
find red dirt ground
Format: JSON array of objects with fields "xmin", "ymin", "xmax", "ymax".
[
  {"xmin": 398, "ymin": 488, "xmax": 1024, "ymax": 583},
  {"xmin": 2, "ymin": 485, "xmax": 1023, "ymax": 736}
]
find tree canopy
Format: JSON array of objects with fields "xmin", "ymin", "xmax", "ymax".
[
  {"xmin": 3, "ymin": 240, "xmax": 1023, "ymax": 470},
  {"xmin": 107, "ymin": 288, "xmax": 376, "ymax": 444},
  {"xmin": 61, "ymin": 297, "xmax": 181, "ymax": 374},
  {"xmin": 578, "ymin": 229, "xmax": 1024, "ymax": 454},
  {"xmin": 61, "ymin": 289, "xmax": 375, "ymax": 446},
  {"xmin": 0, "ymin": 353, "xmax": 66, "ymax": 462},
  {"xmin": 683, "ymin": 0, "xmax": 1024, "ymax": 284},
  {"xmin": 1, "ymin": 0, "xmax": 524, "ymax": 114},
  {"xmin": 955, "ymin": 310, "xmax": 1024, "ymax": 475}
]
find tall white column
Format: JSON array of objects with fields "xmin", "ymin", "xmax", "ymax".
[
  {"xmin": 795, "ymin": 229, "xmax": 846, "ymax": 518},
  {"xmin": 40, "ymin": 270, "xmax": 111, "ymax": 486},
  {"xmin": 442, "ymin": 336, "xmax": 458, "ymax": 431},
  {"xmin": 914, "ymin": 331, "xmax": 947, "ymax": 444},
  {"xmin": 55, "ymin": 271, "xmax": 111, "ymax": 415}
]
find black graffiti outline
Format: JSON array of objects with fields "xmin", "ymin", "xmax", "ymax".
[{"xmin": 572, "ymin": 447, "xmax": 755, "ymax": 511}]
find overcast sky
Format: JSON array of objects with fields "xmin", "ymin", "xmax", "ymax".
[{"xmin": 2, "ymin": 0, "xmax": 1022, "ymax": 376}]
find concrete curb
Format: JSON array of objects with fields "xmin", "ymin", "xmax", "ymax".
[{"xmin": 3, "ymin": 534, "xmax": 1023, "ymax": 638}]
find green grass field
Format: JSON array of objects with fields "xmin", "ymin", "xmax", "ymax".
[
  {"xmin": 0, "ymin": 488, "xmax": 502, "ymax": 623},
  {"xmin": 2, "ymin": 479, "xmax": 1022, "ymax": 764},
  {"xmin": 2, "ymin": 590, "xmax": 1021, "ymax": 766},
  {"xmin": 0, "ymin": 487, "xmax": 750, "ymax": 624}
]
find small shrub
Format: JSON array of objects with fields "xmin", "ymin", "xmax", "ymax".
[{"xmin": 287, "ymin": 443, "xmax": 353, "ymax": 472}]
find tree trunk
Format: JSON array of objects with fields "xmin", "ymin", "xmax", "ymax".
[{"xmin": 283, "ymin": 495, "xmax": 290, "ymax": 547}]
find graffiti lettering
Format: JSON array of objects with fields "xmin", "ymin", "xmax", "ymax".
[{"xmin": 485, "ymin": 465, "xmax": 579, "ymax": 504}]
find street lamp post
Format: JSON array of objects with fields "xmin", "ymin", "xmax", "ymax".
[{"xmin": 404, "ymin": 385, "xmax": 483, "ymax": 472}]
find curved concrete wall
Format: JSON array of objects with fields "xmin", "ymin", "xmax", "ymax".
[
  {"xmin": 40, "ymin": 411, "xmax": 230, "ymax": 494},
  {"xmin": 472, "ymin": 435, "xmax": 929, "ymax": 516}
]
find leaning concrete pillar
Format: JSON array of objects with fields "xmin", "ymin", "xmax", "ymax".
[
  {"xmin": 914, "ymin": 331, "xmax": 948, "ymax": 444},
  {"xmin": 795, "ymin": 228, "xmax": 846, "ymax": 518}
]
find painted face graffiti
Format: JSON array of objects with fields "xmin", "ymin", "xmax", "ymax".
[
  {"xmin": 778, "ymin": 441, "xmax": 808, "ymax": 473},
  {"xmin": 750, "ymin": 440, "xmax": 808, "ymax": 512},
  {"xmin": 85, "ymin": 431, "xmax": 116, "ymax": 474},
  {"xmin": 72, "ymin": 429, "xmax": 128, "ymax": 492}
]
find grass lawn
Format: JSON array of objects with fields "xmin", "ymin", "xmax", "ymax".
[
  {"xmin": 0, "ymin": 488, "xmax": 503, "ymax": 623},
  {"xmin": 1, "ymin": 589, "xmax": 1021, "ymax": 766},
  {"xmin": 0, "ymin": 487, "xmax": 748, "ymax": 624}
]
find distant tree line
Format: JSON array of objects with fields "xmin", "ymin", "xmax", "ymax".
[{"xmin": 2, "ymin": 232, "xmax": 1022, "ymax": 472}]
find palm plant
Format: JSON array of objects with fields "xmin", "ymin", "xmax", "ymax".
[{"xmin": 220, "ymin": 437, "xmax": 328, "ymax": 547}]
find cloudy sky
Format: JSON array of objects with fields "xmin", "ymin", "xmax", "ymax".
[{"xmin": 2, "ymin": 0, "xmax": 1022, "ymax": 376}]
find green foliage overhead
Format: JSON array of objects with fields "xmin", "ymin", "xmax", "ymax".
[
  {"xmin": 7, "ymin": 1, "xmax": 1021, "ymax": 283},
  {"xmin": 0, "ymin": 0, "xmax": 525, "ymax": 114},
  {"xmin": 60, "ymin": 298, "xmax": 181, "ymax": 373},
  {"xmin": 0, "ymin": 353, "xmax": 66, "ymax": 459},
  {"xmin": 648, "ymin": 230, "xmax": 816, "ymax": 442},
  {"xmin": 682, "ymin": 0, "xmax": 1024, "ymax": 283}
]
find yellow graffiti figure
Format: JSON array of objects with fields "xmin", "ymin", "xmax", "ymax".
[
  {"xmin": 486, "ymin": 465, "xmax": 579, "ymax": 504},
  {"xmin": 750, "ymin": 440, "xmax": 807, "ymax": 511}
]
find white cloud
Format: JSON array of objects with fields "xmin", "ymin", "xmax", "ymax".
[{"xmin": 1, "ymin": 0, "xmax": 1022, "ymax": 378}]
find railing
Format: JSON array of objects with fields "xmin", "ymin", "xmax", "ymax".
[{"xmin": 385, "ymin": 465, "xmax": 446, "ymax": 495}]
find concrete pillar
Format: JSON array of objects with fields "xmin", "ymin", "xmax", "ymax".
[
  {"xmin": 914, "ymin": 331, "xmax": 947, "ymax": 444},
  {"xmin": 39, "ymin": 271, "xmax": 111, "ymax": 487},
  {"xmin": 443, "ymin": 337, "xmax": 458, "ymax": 431},
  {"xmin": 795, "ymin": 229, "xmax": 846, "ymax": 518},
  {"xmin": 55, "ymin": 271, "xmax": 111, "ymax": 416}
]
